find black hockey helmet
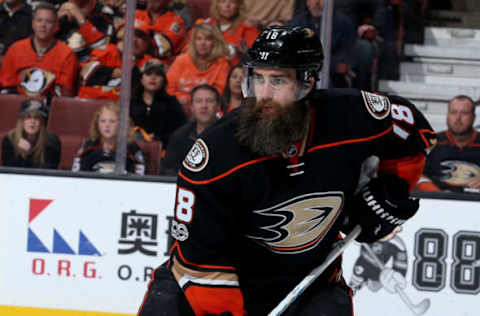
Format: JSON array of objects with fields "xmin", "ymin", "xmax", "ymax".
[
  {"xmin": 242, "ymin": 26, "xmax": 324, "ymax": 101},
  {"xmin": 245, "ymin": 26, "xmax": 324, "ymax": 73}
]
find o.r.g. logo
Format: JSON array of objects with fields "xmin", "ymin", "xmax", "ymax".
[{"xmin": 27, "ymin": 198, "xmax": 101, "ymax": 256}]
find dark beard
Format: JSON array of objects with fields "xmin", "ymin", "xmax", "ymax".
[{"xmin": 235, "ymin": 98, "xmax": 309, "ymax": 156}]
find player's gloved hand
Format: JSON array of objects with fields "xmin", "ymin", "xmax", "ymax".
[
  {"xmin": 379, "ymin": 268, "xmax": 406, "ymax": 294},
  {"xmin": 205, "ymin": 313, "xmax": 233, "ymax": 316},
  {"xmin": 342, "ymin": 174, "xmax": 419, "ymax": 243}
]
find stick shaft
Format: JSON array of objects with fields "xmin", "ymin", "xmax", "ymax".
[{"xmin": 268, "ymin": 225, "xmax": 362, "ymax": 316}]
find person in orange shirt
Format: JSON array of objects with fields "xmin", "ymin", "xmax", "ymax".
[
  {"xmin": 166, "ymin": 23, "xmax": 230, "ymax": 116},
  {"xmin": 80, "ymin": 19, "xmax": 156, "ymax": 100},
  {"xmin": 57, "ymin": 0, "xmax": 115, "ymax": 59},
  {"xmin": 0, "ymin": 2, "xmax": 78, "ymax": 97},
  {"xmin": 194, "ymin": 0, "xmax": 259, "ymax": 65},
  {"xmin": 135, "ymin": 0, "xmax": 185, "ymax": 62}
]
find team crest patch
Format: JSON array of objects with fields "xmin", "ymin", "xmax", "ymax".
[
  {"xmin": 183, "ymin": 139, "xmax": 209, "ymax": 172},
  {"xmin": 361, "ymin": 91, "xmax": 391, "ymax": 120}
]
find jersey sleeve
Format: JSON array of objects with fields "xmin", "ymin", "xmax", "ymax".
[
  {"xmin": 168, "ymin": 138, "xmax": 245, "ymax": 316},
  {"xmin": 57, "ymin": 50, "xmax": 79, "ymax": 93},
  {"xmin": 374, "ymin": 93, "xmax": 438, "ymax": 190},
  {"xmin": 0, "ymin": 44, "xmax": 19, "ymax": 89}
]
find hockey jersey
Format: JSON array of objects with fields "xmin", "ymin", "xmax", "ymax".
[
  {"xmin": 72, "ymin": 138, "xmax": 145, "ymax": 175},
  {"xmin": 165, "ymin": 89, "xmax": 437, "ymax": 315},
  {"xmin": 417, "ymin": 130, "xmax": 480, "ymax": 192}
]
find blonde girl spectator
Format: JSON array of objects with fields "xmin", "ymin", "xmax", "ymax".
[
  {"xmin": 72, "ymin": 102, "xmax": 145, "ymax": 175},
  {"xmin": 221, "ymin": 64, "xmax": 244, "ymax": 113},
  {"xmin": 195, "ymin": 0, "xmax": 259, "ymax": 64},
  {"xmin": 166, "ymin": 23, "xmax": 230, "ymax": 115},
  {"xmin": 1, "ymin": 99, "xmax": 60, "ymax": 169}
]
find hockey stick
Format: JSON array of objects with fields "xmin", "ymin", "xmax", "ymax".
[
  {"xmin": 361, "ymin": 243, "xmax": 430, "ymax": 315},
  {"xmin": 268, "ymin": 225, "xmax": 362, "ymax": 316}
]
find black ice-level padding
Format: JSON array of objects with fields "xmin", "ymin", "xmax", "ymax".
[
  {"xmin": 245, "ymin": 26, "xmax": 324, "ymax": 73},
  {"xmin": 343, "ymin": 174, "xmax": 420, "ymax": 243}
]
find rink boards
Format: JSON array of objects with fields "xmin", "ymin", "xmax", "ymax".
[{"xmin": 0, "ymin": 172, "xmax": 479, "ymax": 315}]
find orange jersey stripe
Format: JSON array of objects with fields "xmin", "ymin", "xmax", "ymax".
[
  {"xmin": 307, "ymin": 126, "xmax": 393, "ymax": 153},
  {"xmin": 179, "ymin": 126, "xmax": 393, "ymax": 186},
  {"xmin": 178, "ymin": 155, "xmax": 278, "ymax": 185}
]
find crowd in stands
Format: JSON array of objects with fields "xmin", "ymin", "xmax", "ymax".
[{"xmin": 0, "ymin": 0, "xmax": 478, "ymax": 193}]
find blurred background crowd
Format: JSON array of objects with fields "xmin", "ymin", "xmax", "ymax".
[{"xmin": 0, "ymin": 0, "xmax": 479, "ymax": 194}]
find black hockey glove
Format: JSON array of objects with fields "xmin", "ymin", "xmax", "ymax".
[{"xmin": 343, "ymin": 174, "xmax": 419, "ymax": 243}]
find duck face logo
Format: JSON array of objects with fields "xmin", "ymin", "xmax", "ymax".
[{"xmin": 246, "ymin": 192, "xmax": 344, "ymax": 254}]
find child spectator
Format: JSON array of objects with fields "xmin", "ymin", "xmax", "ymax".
[
  {"xmin": 130, "ymin": 59, "xmax": 186, "ymax": 146},
  {"xmin": 1, "ymin": 98, "xmax": 60, "ymax": 169},
  {"xmin": 72, "ymin": 102, "xmax": 145, "ymax": 175},
  {"xmin": 166, "ymin": 23, "xmax": 230, "ymax": 113}
]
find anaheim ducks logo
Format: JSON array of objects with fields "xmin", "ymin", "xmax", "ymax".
[
  {"xmin": 183, "ymin": 138, "xmax": 209, "ymax": 172},
  {"xmin": 246, "ymin": 192, "xmax": 344, "ymax": 254},
  {"xmin": 439, "ymin": 160, "xmax": 480, "ymax": 186},
  {"xmin": 361, "ymin": 91, "xmax": 391, "ymax": 120},
  {"xmin": 19, "ymin": 68, "xmax": 56, "ymax": 96}
]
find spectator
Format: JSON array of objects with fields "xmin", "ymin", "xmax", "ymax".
[
  {"xmin": 352, "ymin": 23, "xmax": 380, "ymax": 91},
  {"xmin": 1, "ymin": 98, "xmax": 60, "ymax": 169},
  {"xmin": 416, "ymin": 95, "xmax": 480, "ymax": 193},
  {"xmin": 76, "ymin": 41, "xmax": 122, "ymax": 100},
  {"xmin": 194, "ymin": 0, "xmax": 259, "ymax": 65},
  {"xmin": 103, "ymin": 0, "xmax": 126, "ymax": 28},
  {"xmin": 77, "ymin": 18, "xmax": 154, "ymax": 100},
  {"xmin": 289, "ymin": 0, "xmax": 358, "ymax": 88},
  {"xmin": 72, "ymin": 102, "xmax": 146, "ymax": 175},
  {"xmin": 0, "ymin": 2, "xmax": 79, "ymax": 97},
  {"xmin": 171, "ymin": 0, "xmax": 192, "ymax": 31},
  {"xmin": 0, "ymin": 0, "xmax": 33, "ymax": 65},
  {"xmin": 244, "ymin": 0, "xmax": 295, "ymax": 25},
  {"xmin": 161, "ymin": 84, "xmax": 220, "ymax": 175},
  {"xmin": 116, "ymin": 19, "xmax": 155, "ymax": 67},
  {"xmin": 130, "ymin": 59, "xmax": 187, "ymax": 145},
  {"xmin": 374, "ymin": 0, "xmax": 406, "ymax": 80},
  {"xmin": 221, "ymin": 63, "xmax": 244, "ymax": 113},
  {"xmin": 135, "ymin": 0, "xmax": 186, "ymax": 62},
  {"xmin": 56, "ymin": 0, "xmax": 115, "ymax": 60},
  {"xmin": 166, "ymin": 23, "xmax": 230, "ymax": 113}
]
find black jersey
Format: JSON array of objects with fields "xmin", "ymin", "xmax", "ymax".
[
  {"xmin": 165, "ymin": 89, "xmax": 436, "ymax": 316},
  {"xmin": 419, "ymin": 130, "xmax": 480, "ymax": 192},
  {"xmin": 72, "ymin": 138, "xmax": 145, "ymax": 175}
]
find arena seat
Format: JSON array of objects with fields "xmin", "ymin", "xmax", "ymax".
[
  {"xmin": 47, "ymin": 97, "xmax": 109, "ymax": 137},
  {"xmin": 137, "ymin": 140, "xmax": 163, "ymax": 175},
  {"xmin": 0, "ymin": 94, "xmax": 44, "ymax": 133},
  {"xmin": 58, "ymin": 135, "xmax": 85, "ymax": 171}
]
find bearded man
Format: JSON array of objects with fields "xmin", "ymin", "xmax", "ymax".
[{"xmin": 138, "ymin": 25, "xmax": 437, "ymax": 316}]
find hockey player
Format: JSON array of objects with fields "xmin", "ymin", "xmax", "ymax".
[
  {"xmin": 138, "ymin": 26, "xmax": 437, "ymax": 316},
  {"xmin": 349, "ymin": 236, "xmax": 408, "ymax": 293}
]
